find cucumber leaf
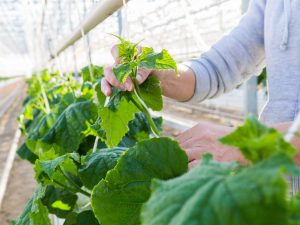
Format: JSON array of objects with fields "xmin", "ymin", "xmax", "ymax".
[
  {"xmin": 64, "ymin": 210, "xmax": 100, "ymax": 225},
  {"xmin": 41, "ymin": 101, "xmax": 98, "ymax": 155},
  {"xmin": 220, "ymin": 116, "xmax": 296, "ymax": 163},
  {"xmin": 139, "ymin": 76, "xmax": 163, "ymax": 111},
  {"xmin": 79, "ymin": 147, "xmax": 127, "ymax": 190},
  {"xmin": 141, "ymin": 153, "xmax": 298, "ymax": 225},
  {"xmin": 14, "ymin": 186, "xmax": 51, "ymax": 225},
  {"xmin": 26, "ymin": 112, "xmax": 59, "ymax": 157},
  {"xmin": 35, "ymin": 153, "xmax": 81, "ymax": 190},
  {"xmin": 112, "ymin": 63, "xmax": 132, "ymax": 83},
  {"xmin": 99, "ymin": 96, "xmax": 139, "ymax": 148},
  {"xmin": 17, "ymin": 143, "xmax": 38, "ymax": 164},
  {"xmin": 91, "ymin": 137, "xmax": 188, "ymax": 225},
  {"xmin": 81, "ymin": 65, "xmax": 104, "ymax": 82},
  {"xmin": 41, "ymin": 186, "xmax": 78, "ymax": 218},
  {"xmin": 138, "ymin": 49, "xmax": 178, "ymax": 73}
]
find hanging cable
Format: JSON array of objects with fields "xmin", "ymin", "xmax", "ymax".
[
  {"xmin": 26, "ymin": 0, "xmax": 51, "ymax": 114},
  {"xmin": 75, "ymin": 0, "xmax": 94, "ymax": 81},
  {"xmin": 74, "ymin": 0, "xmax": 99, "ymax": 151}
]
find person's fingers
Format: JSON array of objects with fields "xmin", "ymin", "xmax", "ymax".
[
  {"xmin": 136, "ymin": 68, "xmax": 151, "ymax": 84},
  {"xmin": 111, "ymin": 45, "xmax": 121, "ymax": 64},
  {"xmin": 104, "ymin": 66, "xmax": 126, "ymax": 90},
  {"xmin": 124, "ymin": 77, "xmax": 134, "ymax": 91},
  {"xmin": 101, "ymin": 78, "xmax": 112, "ymax": 96}
]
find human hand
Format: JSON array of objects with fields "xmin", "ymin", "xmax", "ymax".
[
  {"xmin": 101, "ymin": 45, "xmax": 152, "ymax": 96},
  {"xmin": 175, "ymin": 121, "xmax": 247, "ymax": 168}
]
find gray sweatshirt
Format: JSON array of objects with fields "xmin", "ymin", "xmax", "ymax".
[{"xmin": 184, "ymin": 0, "xmax": 300, "ymax": 125}]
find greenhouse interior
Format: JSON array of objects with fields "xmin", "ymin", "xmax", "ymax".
[{"xmin": 1, "ymin": 0, "xmax": 300, "ymax": 224}]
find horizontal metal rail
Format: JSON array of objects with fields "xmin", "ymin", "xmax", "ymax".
[{"xmin": 50, "ymin": 0, "xmax": 127, "ymax": 59}]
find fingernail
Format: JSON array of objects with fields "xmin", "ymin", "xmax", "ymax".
[{"xmin": 137, "ymin": 74, "xmax": 143, "ymax": 84}]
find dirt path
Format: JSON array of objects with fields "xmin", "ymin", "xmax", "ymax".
[{"xmin": 0, "ymin": 82, "xmax": 37, "ymax": 225}]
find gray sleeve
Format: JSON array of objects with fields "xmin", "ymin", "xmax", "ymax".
[{"xmin": 184, "ymin": 0, "xmax": 266, "ymax": 102}]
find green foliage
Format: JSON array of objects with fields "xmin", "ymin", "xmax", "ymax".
[
  {"xmin": 14, "ymin": 186, "xmax": 51, "ymax": 225},
  {"xmin": 81, "ymin": 65, "xmax": 104, "ymax": 82},
  {"xmin": 64, "ymin": 211, "xmax": 99, "ymax": 225},
  {"xmin": 16, "ymin": 47, "xmax": 177, "ymax": 224},
  {"xmin": 42, "ymin": 186, "xmax": 78, "ymax": 218},
  {"xmin": 99, "ymin": 96, "xmax": 139, "ymax": 148},
  {"xmin": 17, "ymin": 143, "xmax": 38, "ymax": 164},
  {"xmin": 141, "ymin": 117, "xmax": 300, "ymax": 225},
  {"xmin": 220, "ymin": 115, "xmax": 295, "ymax": 163},
  {"xmin": 15, "ymin": 38, "xmax": 298, "ymax": 225},
  {"xmin": 91, "ymin": 137, "xmax": 188, "ymax": 225},
  {"xmin": 141, "ymin": 153, "xmax": 298, "ymax": 225},
  {"xmin": 79, "ymin": 147, "xmax": 127, "ymax": 190},
  {"xmin": 41, "ymin": 101, "xmax": 98, "ymax": 154},
  {"xmin": 112, "ymin": 37, "xmax": 177, "ymax": 83},
  {"xmin": 101, "ymin": 35, "xmax": 178, "ymax": 142},
  {"xmin": 139, "ymin": 76, "xmax": 163, "ymax": 111}
]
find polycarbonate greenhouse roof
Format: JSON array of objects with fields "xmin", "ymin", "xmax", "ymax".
[{"xmin": 0, "ymin": 0, "xmax": 242, "ymax": 75}]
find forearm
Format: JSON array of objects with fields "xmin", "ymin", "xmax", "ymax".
[{"xmin": 151, "ymin": 64, "xmax": 196, "ymax": 102}]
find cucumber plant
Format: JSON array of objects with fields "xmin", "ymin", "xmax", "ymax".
[{"xmin": 13, "ymin": 37, "xmax": 300, "ymax": 225}]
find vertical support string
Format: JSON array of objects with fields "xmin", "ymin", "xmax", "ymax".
[
  {"xmin": 74, "ymin": 0, "xmax": 99, "ymax": 151},
  {"xmin": 27, "ymin": 0, "xmax": 51, "ymax": 114},
  {"xmin": 75, "ymin": 1, "xmax": 94, "ymax": 81}
]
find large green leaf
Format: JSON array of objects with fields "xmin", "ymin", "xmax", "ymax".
[
  {"xmin": 125, "ymin": 113, "xmax": 162, "ymax": 144},
  {"xmin": 26, "ymin": 112, "xmax": 58, "ymax": 157},
  {"xmin": 14, "ymin": 186, "xmax": 51, "ymax": 225},
  {"xmin": 17, "ymin": 143, "xmax": 38, "ymax": 164},
  {"xmin": 91, "ymin": 137, "xmax": 188, "ymax": 225},
  {"xmin": 42, "ymin": 186, "xmax": 78, "ymax": 218},
  {"xmin": 35, "ymin": 153, "xmax": 81, "ymax": 191},
  {"xmin": 220, "ymin": 116, "xmax": 296, "ymax": 163},
  {"xmin": 79, "ymin": 147, "xmax": 127, "ymax": 190},
  {"xmin": 41, "ymin": 101, "xmax": 98, "ymax": 155},
  {"xmin": 99, "ymin": 97, "xmax": 139, "ymax": 148},
  {"xmin": 139, "ymin": 76, "xmax": 163, "ymax": 111},
  {"xmin": 64, "ymin": 211, "xmax": 100, "ymax": 225},
  {"xmin": 141, "ymin": 153, "xmax": 299, "ymax": 225},
  {"xmin": 289, "ymin": 194, "xmax": 300, "ymax": 225}
]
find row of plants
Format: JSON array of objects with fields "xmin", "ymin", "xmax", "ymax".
[{"xmin": 14, "ymin": 37, "xmax": 300, "ymax": 225}]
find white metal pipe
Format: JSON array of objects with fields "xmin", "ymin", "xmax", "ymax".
[{"xmin": 51, "ymin": 0, "xmax": 127, "ymax": 59}]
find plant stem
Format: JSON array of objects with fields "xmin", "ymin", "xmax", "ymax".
[
  {"xmin": 131, "ymin": 73, "xmax": 160, "ymax": 137},
  {"xmin": 58, "ymin": 167, "xmax": 91, "ymax": 197}
]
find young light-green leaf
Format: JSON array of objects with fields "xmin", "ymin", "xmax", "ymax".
[
  {"xmin": 220, "ymin": 115, "xmax": 296, "ymax": 163},
  {"xmin": 138, "ymin": 49, "xmax": 178, "ymax": 73}
]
